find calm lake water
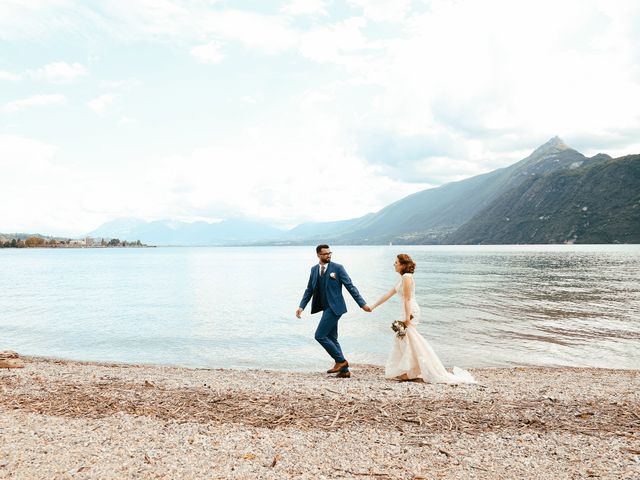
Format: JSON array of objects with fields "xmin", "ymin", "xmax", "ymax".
[{"xmin": 1, "ymin": 245, "xmax": 639, "ymax": 371}]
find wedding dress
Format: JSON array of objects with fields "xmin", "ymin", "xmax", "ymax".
[{"xmin": 385, "ymin": 273, "xmax": 476, "ymax": 384}]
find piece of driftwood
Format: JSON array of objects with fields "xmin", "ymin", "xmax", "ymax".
[{"xmin": 0, "ymin": 351, "xmax": 24, "ymax": 368}]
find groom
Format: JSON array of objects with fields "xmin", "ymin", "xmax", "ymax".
[{"xmin": 296, "ymin": 244, "xmax": 371, "ymax": 378}]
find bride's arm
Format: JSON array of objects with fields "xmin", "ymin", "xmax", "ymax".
[
  {"xmin": 371, "ymin": 288, "xmax": 396, "ymax": 310},
  {"xmin": 402, "ymin": 276, "xmax": 413, "ymax": 325}
]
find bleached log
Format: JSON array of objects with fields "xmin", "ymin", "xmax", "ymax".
[{"xmin": 0, "ymin": 351, "xmax": 24, "ymax": 368}]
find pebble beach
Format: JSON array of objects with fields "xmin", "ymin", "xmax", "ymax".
[{"xmin": 1, "ymin": 356, "xmax": 639, "ymax": 479}]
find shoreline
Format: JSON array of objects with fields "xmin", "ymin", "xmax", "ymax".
[
  {"xmin": 10, "ymin": 352, "xmax": 640, "ymax": 373},
  {"xmin": 1, "ymin": 356, "xmax": 639, "ymax": 479}
]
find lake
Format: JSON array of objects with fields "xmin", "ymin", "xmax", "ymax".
[{"xmin": 1, "ymin": 245, "xmax": 639, "ymax": 371}]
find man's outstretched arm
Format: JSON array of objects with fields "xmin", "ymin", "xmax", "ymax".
[{"xmin": 297, "ymin": 268, "xmax": 315, "ymax": 317}]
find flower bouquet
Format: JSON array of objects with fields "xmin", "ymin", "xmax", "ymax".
[
  {"xmin": 391, "ymin": 320, "xmax": 407, "ymax": 338},
  {"xmin": 390, "ymin": 315, "xmax": 413, "ymax": 339}
]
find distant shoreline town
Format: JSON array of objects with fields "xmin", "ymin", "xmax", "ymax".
[{"xmin": 0, "ymin": 235, "xmax": 151, "ymax": 249}]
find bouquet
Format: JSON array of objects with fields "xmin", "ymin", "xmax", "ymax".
[
  {"xmin": 391, "ymin": 320, "xmax": 406, "ymax": 338},
  {"xmin": 391, "ymin": 315, "xmax": 413, "ymax": 339}
]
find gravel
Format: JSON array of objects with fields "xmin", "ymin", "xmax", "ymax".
[{"xmin": 1, "ymin": 356, "xmax": 638, "ymax": 479}]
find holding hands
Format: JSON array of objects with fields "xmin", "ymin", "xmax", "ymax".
[{"xmin": 297, "ymin": 304, "xmax": 372, "ymax": 317}]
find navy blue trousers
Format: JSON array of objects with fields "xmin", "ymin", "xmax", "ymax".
[{"xmin": 314, "ymin": 308, "xmax": 346, "ymax": 364}]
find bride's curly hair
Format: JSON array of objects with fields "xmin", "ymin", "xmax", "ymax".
[{"xmin": 396, "ymin": 253, "xmax": 416, "ymax": 274}]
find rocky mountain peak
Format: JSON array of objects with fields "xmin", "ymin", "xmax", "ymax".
[
  {"xmin": 512, "ymin": 136, "xmax": 584, "ymax": 177},
  {"xmin": 545, "ymin": 135, "xmax": 568, "ymax": 149},
  {"xmin": 530, "ymin": 136, "xmax": 570, "ymax": 158}
]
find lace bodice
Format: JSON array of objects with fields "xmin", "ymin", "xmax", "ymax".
[
  {"xmin": 395, "ymin": 273, "xmax": 420, "ymax": 321},
  {"xmin": 395, "ymin": 273, "xmax": 414, "ymax": 298}
]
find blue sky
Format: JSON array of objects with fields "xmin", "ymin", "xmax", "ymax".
[{"xmin": 1, "ymin": 0, "xmax": 639, "ymax": 236}]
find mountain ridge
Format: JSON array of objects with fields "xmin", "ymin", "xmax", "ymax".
[
  {"xmin": 86, "ymin": 137, "xmax": 638, "ymax": 245},
  {"xmin": 448, "ymin": 154, "xmax": 640, "ymax": 244}
]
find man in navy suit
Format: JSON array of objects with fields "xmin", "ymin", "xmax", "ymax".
[{"xmin": 296, "ymin": 244, "xmax": 371, "ymax": 378}]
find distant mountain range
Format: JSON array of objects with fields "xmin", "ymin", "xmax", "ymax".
[
  {"xmin": 88, "ymin": 218, "xmax": 284, "ymax": 246},
  {"xmin": 86, "ymin": 137, "xmax": 639, "ymax": 245}
]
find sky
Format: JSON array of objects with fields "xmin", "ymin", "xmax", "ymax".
[{"xmin": 1, "ymin": 0, "xmax": 639, "ymax": 236}]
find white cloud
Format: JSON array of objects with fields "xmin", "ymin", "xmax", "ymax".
[
  {"xmin": 129, "ymin": 106, "xmax": 429, "ymax": 227},
  {"xmin": 197, "ymin": 10, "xmax": 298, "ymax": 54},
  {"xmin": 0, "ymin": 134, "xmax": 88, "ymax": 235},
  {"xmin": 4, "ymin": 94, "xmax": 66, "ymax": 112},
  {"xmin": 0, "ymin": 134, "xmax": 58, "ymax": 169},
  {"xmin": 101, "ymin": 0, "xmax": 192, "ymax": 38},
  {"xmin": 282, "ymin": 0, "xmax": 328, "ymax": 16},
  {"xmin": 299, "ymin": 17, "xmax": 372, "ymax": 65},
  {"xmin": 341, "ymin": 0, "xmax": 640, "ymax": 164},
  {"xmin": 190, "ymin": 41, "xmax": 225, "ymax": 64},
  {"xmin": 30, "ymin": 61, "xmax": 88, "ymax": 82},
  {"xmin": 87, "ymin": 94, "xmax": 118, "ymax": 114},
  {"xmin": 0, "ymin": 70, "xmax": 21, "ymax": 81},
  {"xmin": 0, "ymin": 0, "xmax": 83, "ymax": 41},
  {"xmin": 348, "ymin": 0, "xmax": 412, "ymax": 23}
]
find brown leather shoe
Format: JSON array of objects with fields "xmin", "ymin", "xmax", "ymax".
[
  {"xmin": 327, "ymin": 360, "xmax": 349, "ymax": 374},
  {"xmin": 335, "ymin": 370, "xmax": 351, "ymax": 378}
]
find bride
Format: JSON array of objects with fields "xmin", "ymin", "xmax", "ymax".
[{"xmin": 371, "ymin": 254, "xmax": 476, "ymax": 384}]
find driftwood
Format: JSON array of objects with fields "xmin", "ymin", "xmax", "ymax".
[
  {"xmin": 0, "ymin": 351, "xmax": 24, "ymax": 368},
  {"xmin": 1, "ymin": 373, "xmax": 638, "ymax": 438}
]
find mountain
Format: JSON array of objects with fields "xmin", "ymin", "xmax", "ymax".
[
  {"xmin": 283, "ymin": 214, "xmax": 373, "ymax": 241},
  {"xmin": 86, "ymin": 137, "xmax": 637, "ymax": 246},
  {"xmin": 87, "ymin": 218, "xmax": 285, "ymax": 245},
  {"xmin": 88, "ymin": 218, "xmax": 148, "ymax": 240},
  {"xmin": 320, "ymin": 136, "xmax": 601, "ymax": 244},
  {"xmin": 448, "ymin": 154, "xmax": 640, "ymax": 244}
]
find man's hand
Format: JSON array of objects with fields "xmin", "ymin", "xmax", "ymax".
[
  {"xmin": 295, "ymin": 307, "xmax": 303, "ymax": 318},
  {"xmin": 362, "ymin": 305, "xmax": 372, "ymax": 312}
]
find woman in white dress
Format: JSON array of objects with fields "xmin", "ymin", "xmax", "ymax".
[{"xmin": 371, "ymin": 254, "xmax": 476, "ymax": 384}]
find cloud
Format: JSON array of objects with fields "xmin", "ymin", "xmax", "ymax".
[
  {"xmin": 0, "ymin": 0, "xmax": 86, "ymax": 41},
  {"xmin": 0, "ymin": 70, "xmax": 21, "ymax": 81},
  {"xmin": 358, "ymin": 130, "xmax": 504, "ymax": 184},
  {"xmin": 197, "ymin": 10, "xmax": 298, "ymax": 54},
  {"xmin": 4, "ymin": 94, "xmax": 66, "ymax": 112},
  {"xmin": 348, "ymin": 0, "xmax": 412, "ymax": 23},
  {"xmin": 30, "ymin": 62, "xmax": 88, "ymax": 82},
  {"xmin": 0, "ymin": 133, "xmax": 85, "ymax": 235},
  {"xmin": 0, "ymin": 133, "xmax": 58, "ymax": 168},
  {"xmin": 281, "ymin": 0, "xmax": 328, "ymax": 16},
  {"xmin": 87, "ymin": 94, "xmax": 118, "ymax": 114},
  {"xmin": 105, "ymin": 107, "xmax": 431, "ymax": 227},
  {"xmin": 328, "ymin": 0, "xmax": 640, "ymax": 178},
  {"xmin": 298, "ymin": 17, "xmax": 373, "ymax": 65},
  {"xmin": 190, "ymin": 41, "xmax": 225, "ymax": 64}
]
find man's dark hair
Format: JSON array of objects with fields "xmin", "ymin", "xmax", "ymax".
[{"xmin": 316, "ymin": 244, "xmax": 330, "ymax": 254}]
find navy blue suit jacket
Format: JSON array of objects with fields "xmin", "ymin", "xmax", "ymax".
[{"xmin": 299, "ymin": 261, "xmax": 366, "ymax": 316}]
